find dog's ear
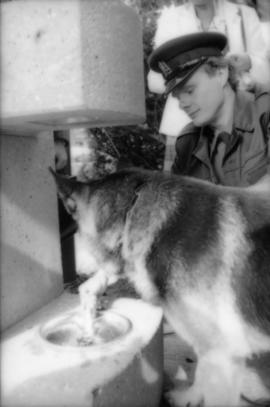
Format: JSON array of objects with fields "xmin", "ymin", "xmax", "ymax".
[
  {"xmin": 49, "ymin": 167, "xmax": 79, "ymax": 216},
  {"xmin": 49, "ymin": 167, "xmax": 78, "ymax": 197}
]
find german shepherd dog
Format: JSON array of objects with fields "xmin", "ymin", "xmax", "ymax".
[{"xmin": 50, "ymin": 167, "xmax": 270, "ymax": 407}]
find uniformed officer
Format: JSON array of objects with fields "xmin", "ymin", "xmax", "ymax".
[{"xmin": 149, "ymin": 32, "xmax": 270, "ymax": 186}]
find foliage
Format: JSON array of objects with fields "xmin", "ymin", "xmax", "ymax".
[
  {"xmin": 89, "ymin": 0, "xmax": 185, "ymax": 171},
  {"xmin": 89, "ymin": 126, "xmax": 165, "ymax": 171}
]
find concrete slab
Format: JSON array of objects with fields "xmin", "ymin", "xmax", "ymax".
[{"xmin": 1, "ymin": 0, "xmax": 145, "ymax": 136}]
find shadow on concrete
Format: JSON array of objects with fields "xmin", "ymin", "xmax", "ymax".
[{"xmin": 1, "ymin": 243, "xmax": 63, "ymax": 331}]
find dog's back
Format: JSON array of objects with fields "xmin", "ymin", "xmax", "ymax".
[
  {"xmin": 52, "ymin": 168, "xmax": 270, "ymax": 406},
  {"xmin": 121, "ymin": 173, "xmax": 270, "ymax": 405}
]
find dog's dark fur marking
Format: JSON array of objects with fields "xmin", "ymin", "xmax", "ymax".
[
  {"xmin": 233, "ymin": 225, "xmax": 270, "ymax": 334},
  {"xmin": 146, "ymin": 189, "xmax": 221, "ymax": 298},
  {"xmin": 87, "ymin": 172, "xmax": 148, "ymax": 234}
]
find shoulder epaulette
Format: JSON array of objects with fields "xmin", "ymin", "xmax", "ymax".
[{"xmin": 255, "ymin": 90, "xmax": 270, "ymax": 114}]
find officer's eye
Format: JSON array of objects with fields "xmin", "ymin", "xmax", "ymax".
[
  {"xmin": 185, "ymin": 87, "xmax": 194, "ymax": 95},
  {"xmin": 172, "ymin": 89, "xmax": 180, "ymax": 98}
]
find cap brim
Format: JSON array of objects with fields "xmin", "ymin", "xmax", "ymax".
[{"xmin": 165, "ymin": 58, "xmax": 206, "ymax": 95}]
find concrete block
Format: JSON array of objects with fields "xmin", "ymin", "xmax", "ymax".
[
  {"xmin": 0, "ymin": 133, "xmax": 63, "ymax": 331},
  {"xmin": 1, "ymin": 0, "xmax": 146, "ymax": 136}
]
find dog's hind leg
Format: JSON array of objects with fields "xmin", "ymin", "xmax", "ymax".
[
  {"xmin": 167, "ymin": 350, "xmax": 246, "ymax": 407},
  {"xmin": 167, "ymin": 349, "xmax": 270, "ymax": 407}
]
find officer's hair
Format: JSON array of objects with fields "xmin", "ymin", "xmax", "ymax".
[{"xmin": 203, "ymin": 56, "xmax": 238, "ymax": 90}]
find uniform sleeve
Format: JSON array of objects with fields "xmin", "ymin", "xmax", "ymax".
[
  {"xmin": 266, "ymin": 113, "xmax": 270, "ymax": 174},
  {"xmin": 171, "ymin": 137, "xmax": 185, "ymax": 175},
  {"xmin": 256, "ymin": 91, "xmax": 270, "ymax": 173},
  {"xmin": 261, "ymin": 111, "xmax": 270, "ymax": 173},
  {"xmin": 171, "ymin": 123, "xmax": 199, "ymax": 175}
]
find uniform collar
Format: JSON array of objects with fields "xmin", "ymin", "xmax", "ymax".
[{"xmin": 193, "ymin": 90, "xmax": 254, "ymax": 165}]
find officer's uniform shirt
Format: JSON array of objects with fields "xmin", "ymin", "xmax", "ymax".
[
  {"xmin": 149, "ymin": 32, "xmax": 270, "ymax": 186},
  {"xmin": 172, "ymin": 90, "xmax": 270, "ymax": 186}
]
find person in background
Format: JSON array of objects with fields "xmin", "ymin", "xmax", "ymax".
[
  {"xmin": 256, "ymin": 1, "xmax": 270, "ymax": 56},
  {"xmin": 148, "ymin": 0, "xmax": 270, "ymax": 141},
  {"xmin": 149, "ymin": 32, "xmax": 270, "ymax": 187},
  {"xmin": 232, "ymin": 0, "xmax": 270, "ymax": 55}
]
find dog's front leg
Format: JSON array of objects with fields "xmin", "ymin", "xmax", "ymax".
[{"xmin": 79, "ymin": 269, "xmax": 108, "ymax": 337}]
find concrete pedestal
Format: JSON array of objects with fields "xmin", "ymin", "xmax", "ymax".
[
  {"xmin": 1, "ymin": 293, "xmax": 163, "ymax": 407},
  {"xmin": 0, "ymin": 133, "xmax": 63, "ymax": 331}
]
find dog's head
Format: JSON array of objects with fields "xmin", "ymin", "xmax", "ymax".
[{"xmin": 49, "ymin": 167, "xmax": 86, "ymax": 221}]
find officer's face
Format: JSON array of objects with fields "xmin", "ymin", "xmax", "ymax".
[{"xmin": 172, "ymin": 66, "xmax": 226, "ymax": 127}]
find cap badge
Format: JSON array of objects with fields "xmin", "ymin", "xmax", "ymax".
[{"xmin": 158, "ymin": 61, "xmax": 173, "ymax": 78}]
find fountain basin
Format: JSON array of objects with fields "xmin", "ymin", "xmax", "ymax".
[
  {"xmin": 40, "ymin": 310, "xmax": 132, "ymax": 348},
  {"xmin": 1, "ymin": 292, "xmax": 163, "ymax": 407}
]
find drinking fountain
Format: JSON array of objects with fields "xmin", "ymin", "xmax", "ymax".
[{"xmin": 0, "ymin": 1, "xmax": 164, "ymax": 406}]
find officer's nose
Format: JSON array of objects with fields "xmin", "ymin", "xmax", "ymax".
[{"xmin": 177, "ymin": 94, "xmax": 191, "ymax": 111}]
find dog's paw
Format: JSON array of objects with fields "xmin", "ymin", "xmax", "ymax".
[{"xmin": 165, "ymin": 350, "xmax": 249, "ymax": 407}]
